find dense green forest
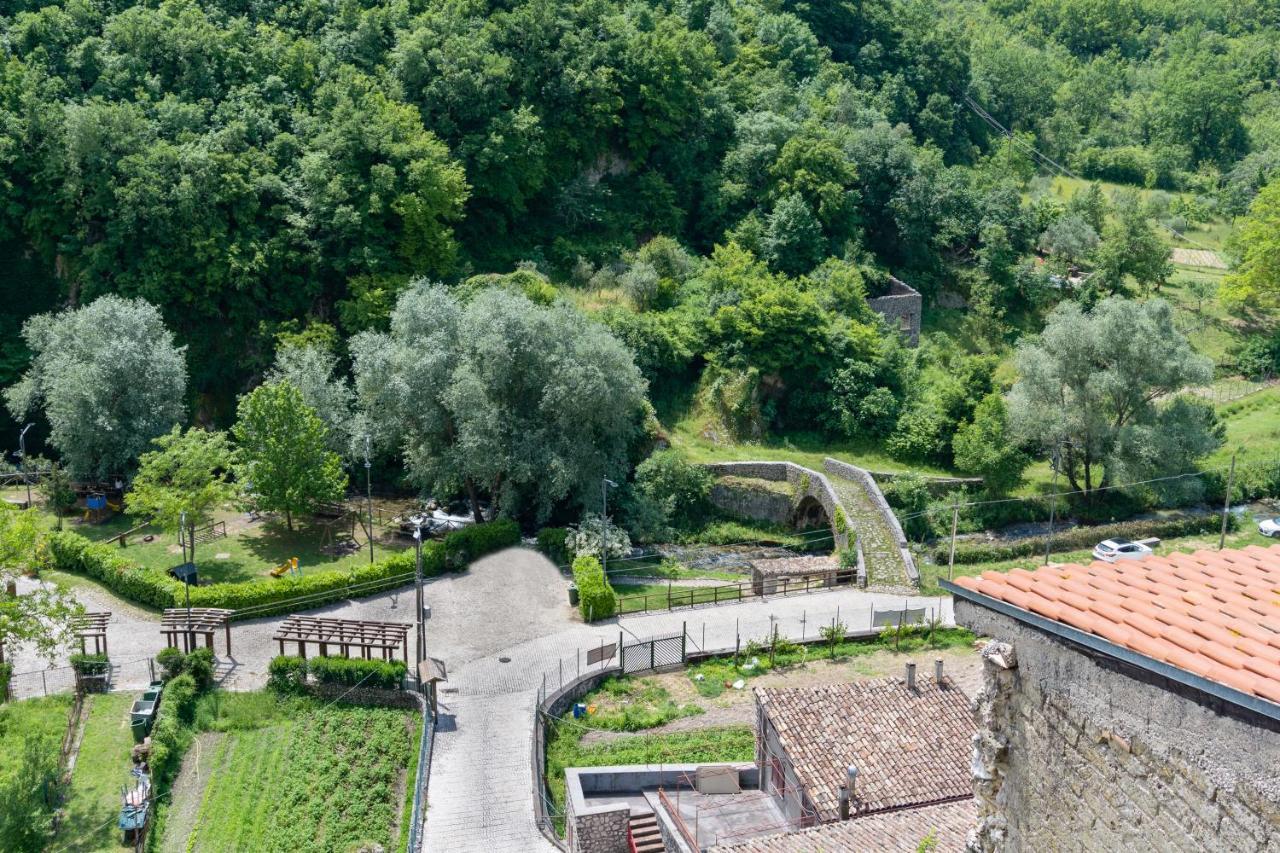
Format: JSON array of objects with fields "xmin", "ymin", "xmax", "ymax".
[{"xmin": 3, "ymin": 0, "xmax": 1279, "ymax": 525}]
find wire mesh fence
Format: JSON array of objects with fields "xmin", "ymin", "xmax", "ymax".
[{"xmin": 6, "ymin": 656, "xmax": 156, "ymax": 701}]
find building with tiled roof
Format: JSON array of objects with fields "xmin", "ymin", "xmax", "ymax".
[
  {"xmin": 946, "ymin": 543, "xmax": 1280, "ymax": 852},
  {"xmin": 709, "ymin": 797, "xmax": 977, "ymax": 852},
  {"xmin": 753, "ymin": 666, "xmax": 973, "ymax": 828}
]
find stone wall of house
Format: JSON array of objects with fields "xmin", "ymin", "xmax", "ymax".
[
  {"xmin": 867, "ymin": 278, "xmax": 922, "ymax": 346},
  {"xmin": 957, "ymin": 601, "xmax": 1280, "ymax": 853},
  {"xmin": 568, "ymin": 808, "xmax": 631, "ymax": 853}
]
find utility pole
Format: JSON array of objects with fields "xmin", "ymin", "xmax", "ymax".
[
  {"xmin": 17, "ymin": 424, "xmax": 32, "ymax": 510},
  {"xmin": 1219, "ymin": 452, "xmax": 1236, "ymax": 550},
  {"xmin": 947, "ymin": 505, "xmax": 959, "ymax": 581},
  {"xmin": 411, "ymin": 515, "xmax": 426, "ymax": 670},
  {"xmin": 363, "ymin": 435, "xmax": 375, "ymax": 565},
  {"xmin": 601, "ymin": 478, "xmax": 618, "ymax": 578},
  {"xmin": 1044, "ymin": 444, "xmax": 1061, "ymax": 567}
]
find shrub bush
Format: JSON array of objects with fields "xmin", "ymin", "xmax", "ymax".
[
  {"xmin": 0, "ymin": 662, "xmax": 10, "ymax": 700},
  {"xmin": 307, "ymin": 656, "xmax": 406, "ymax": 690},
  {"xmin": 536, "ymin": 528, "xmax": 569, "ymax": 565},
  {"xmin": 932, "ymin": 512, "xmax": 1235, "ymax": 565},
  {"xmin": 69, "ymin": 653, "xmax": 110, "ymax": 675},
  {"xmin": 573, "ymin": 554, "xmax": 616, "ymax": 622},
  {"xmin": 165, "ymin": 673, "xmax": 199, "ymax": 725},
  {"xmin": 185, "ymin": 648, "xmax": 215, "ymax": 691},
  {"xmin": 49, "ymin": 519, "xmax": 520, "ymax": 615},
  {"xmin": 443, "ymin": 518, "xmax": 520, "ymax": 570},
  {"xmin": 156, "ymin": 647, "xmax": 187, "ymax": 681},
  {"xmin": 267, "ymin": 655, "xmax": 308, "ymax": 694}
]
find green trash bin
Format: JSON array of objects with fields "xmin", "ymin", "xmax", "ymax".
[
  {"xmin": 131, "ymin": 717, "xmax": 148, "ymax": 743},
  {"xmin": 568, "ymin": 583, "xmax": 579, "ymax": 606}
]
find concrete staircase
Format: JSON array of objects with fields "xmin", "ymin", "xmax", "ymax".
[{"xmin": 629, "ymin": 812, "xmax": 666, "ymax": 853}]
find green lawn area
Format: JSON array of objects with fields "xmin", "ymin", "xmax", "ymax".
[
  {"xmin": 1205, "ymin": 387, "xmax": 1280, "ymax": 470},
  {"xmin": 918, "ymin": 521, "xmax": 1276, "ymax": 596},
  {"xmin": 613, "ymin": 581, "xmax": 749, "ymax": 613},
  {"xmin": 20, "ymin": 498, "xmax": 409, "ymax": 585},
  {"xmin": 544, "ymin": 724, "xmax": 754, "ymax": 826},
  {"xmin": 170, "ymin": 691, "xmax": 420, "ymax": 853},
  {"xmin": 0, "ymin": 694, "xmax": 73, "ymax": 848},
  {"xmin": 666, "ymin": 417, "xmax": 958, "ymax": 477},
  {"xmin": 60, "ymin": 692, "xmax": 139, "ymax": 852}
]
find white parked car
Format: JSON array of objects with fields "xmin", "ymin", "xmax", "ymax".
[
  {"xmin": 1092, "ymin": 538, "xmax": 1153, "ymax": 563},
  {"xmin": 1258, "ymin": 517, "xmax": 1280, "ymax": 537}
]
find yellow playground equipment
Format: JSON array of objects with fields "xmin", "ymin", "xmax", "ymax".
[{"xmin": 270, "ymin": 557, "xmax": 299, "ymax": 578}]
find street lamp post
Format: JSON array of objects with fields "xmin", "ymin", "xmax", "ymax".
[
  {"xmin": 410, "ymin": 515, "xmax": 426, "ymax": 671},
  {"xmin": 17, "ymin": 424, "xmax": 33, "ymax": 509},
  {"xmin": 601, "ymin": 478, "xmax": 618, "ymax": 579},
  {"xmin": 180, "ymin": 510, "xmax": 193, "ymax": 651},
  {"xmin": 363, "ymin": 435, "xmax": 375, "ymax": 566}
]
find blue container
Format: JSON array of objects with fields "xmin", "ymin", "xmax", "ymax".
[
  {"xmin": 573, "ymin": 703, "xmax": 587, "ymax": 719},
  {"xmin": 86, "ymin": 494, "xmax": 107, "ymax": 510}
]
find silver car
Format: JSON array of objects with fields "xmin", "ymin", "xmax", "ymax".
[{"xmin": 1259, "ymin": 517, "xmax": 1280, "ymax": 537}]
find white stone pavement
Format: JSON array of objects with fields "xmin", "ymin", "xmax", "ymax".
[{"xmin": 11, "ymin": 549, "xmax": 954, "ymax": 851}]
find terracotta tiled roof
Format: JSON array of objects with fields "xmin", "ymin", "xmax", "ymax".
[
  {"xmin": 953, "ymin": 544, "xmax": 1280, "ymax": 705},
  {"xmin": 751, "ymin": 555, "xmax": 837, "ymax": 577},
  {"xmin": 755, "ymin": 676, "xmax": 972, "ymax": 822},
  {"xmin": 709, "ymin": 798, "xmax": 976, "ymax": 852}
]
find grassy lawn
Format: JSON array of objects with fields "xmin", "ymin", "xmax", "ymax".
[
  {"xmin": 918, "ymin": 522, "xmax": 1277, "ymax": 596},
  {"xmin": 613, "ymin": 581, "xmax": 749, "ymax": 613},
  {"xmin": 0, "ymin": 694, "xmax": 73, "ymax": 847},
  {"xmin": 60, "ymin": 692, "xmax": 139, "ymax": 852},
  {"xmin": 170, "ymin": 691, "xmax": 419, "ymax": 853},
  {"xmin": 667, "ymin": 417, "xmax": 958, "ymax": 477},
  {"xmin": 19, "ymin": 497, "xmax": 409, "ymax": 585},
  {"xmin": 544, "ymin": 725, "xmax": 754, "ymax": 824},
  {"xmin": 1205, "ymin": 387, "xmax": 1280, "ymax": 469}
]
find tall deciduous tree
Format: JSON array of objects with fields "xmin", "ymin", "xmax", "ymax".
[
  {"xmin": 233, "ymin": 382, "xmax": 348, "ymax": 531},
  {"xmin": 352, "ymin": 282, "xmax": 648, "ymax": 523},
  {"xmin": 1223, "ymin": 179, "xmax": 1280, "ymax": 309},
  {"xmin": 0, "ymin": 504, "xmax": 81, "ymax": 666},
  {"xmin": 126, "ymin": 426, "xmax": 239, "ymax": 545},
  {"xmin": 1008, "ymin": 297, "xmax": 1217, "ymax": 499},
  {"xmin": 952, "ymin": 393, "xmax": 1030, "ymax": 494},
  {"xmin": 1094, "ymin": 191, "xmax": 1172, "ymax": 295},
  {"xmin": 4, "ymin": 296, "xmax": 186, "ymax": 480},
  {"xmin": 267, "ymin": 343, "xmax": 356, "ymax": 462}
]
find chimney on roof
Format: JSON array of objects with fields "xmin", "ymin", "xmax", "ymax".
[
  {"xmin": 936, "ymin": 658, "xmax": 944, "ymax": 684},
  {"xmin": 905, "ymin": 661, "xmax": 917, "ymax": 691},
  {"xmin": 839, "ymin": 765, "xmax": 858, "ymax": 819}
]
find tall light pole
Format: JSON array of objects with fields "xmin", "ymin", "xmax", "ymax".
[
  {"xmin": 17, "ymin": 424, "xmax": 33, "ymax": 509},
  {"xmin": 601, "ymin": 478, "xmax": 618, "ymax": 579},
  {"xmin": 180, "ymin": 509, "xmax": 193, "ymax": 650},
  {"xmin": 410, "ymin": 515, "xmax": 426, "ymax": 670},
  {"xmin": 363, "ymin": 435, "xmax": 375, "ymax": 565}
]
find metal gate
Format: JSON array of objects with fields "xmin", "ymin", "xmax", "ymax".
[{"xmin": 621, "ymin": 632, "xmax": 686, "ymax": 674}]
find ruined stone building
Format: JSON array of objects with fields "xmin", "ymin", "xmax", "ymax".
[{"xmin": 947, "ymin": 544, "xmax": 1280, "ymax": 852}]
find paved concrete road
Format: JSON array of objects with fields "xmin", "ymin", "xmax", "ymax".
[{"xmin": 10, "ymin": 548, "xmax": 953, "ymax": 852}]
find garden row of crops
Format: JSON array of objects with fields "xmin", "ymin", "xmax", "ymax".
[{"xmin": 183, "ymin": 702, "xmax": 418, "ymax": 852}]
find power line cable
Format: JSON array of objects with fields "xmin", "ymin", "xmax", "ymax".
[{"xmin": 958, "ymin": 91, "xmax": 1220, "ymax": 253}]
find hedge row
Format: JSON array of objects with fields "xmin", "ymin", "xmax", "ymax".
[
  {"xmin": 573, "ymin": 554, "xmax": 616, "ymax": 622},
  {"xmin": 268, "ymin": 655, "xmax": 406, "ymax": 692},
  {"xmin": 48, "ymin": 518, "xmax": 522, "ymax": 617},
  {"xmin": 933, "ymin": 512, "xmax": 1235, "ymax": 565},
  {"xmin": 536, "ymin": 527, "xmax": 569, "ymax": 565}
]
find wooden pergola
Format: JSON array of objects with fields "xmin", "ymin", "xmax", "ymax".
[
  {"xmin": 160, "ymin": 608, "xmax": 234, "ymax": 656},
  {"xmin": 72, "ymin": 611, "xmax": 110, "ymax": 655},
  {"xmin": 273, "ymin": 615, "xmax": 410, "ymax": 665}
]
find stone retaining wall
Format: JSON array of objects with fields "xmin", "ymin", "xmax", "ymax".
[
  {"xmin": 702, "ymin": 462, "xmax": 850, "ymax": 551},
  {"xmin": 956, "ymin": 600, "xmax": 1280, "ymax": 852},
  {"xmin": 709, "ymin": 478, "xmax": 795, "ymax": 526}
]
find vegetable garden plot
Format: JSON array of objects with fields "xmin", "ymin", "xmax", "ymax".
[{"xmin": 177, "ymin": 705, "xmax": 418, "ymax": 852}]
